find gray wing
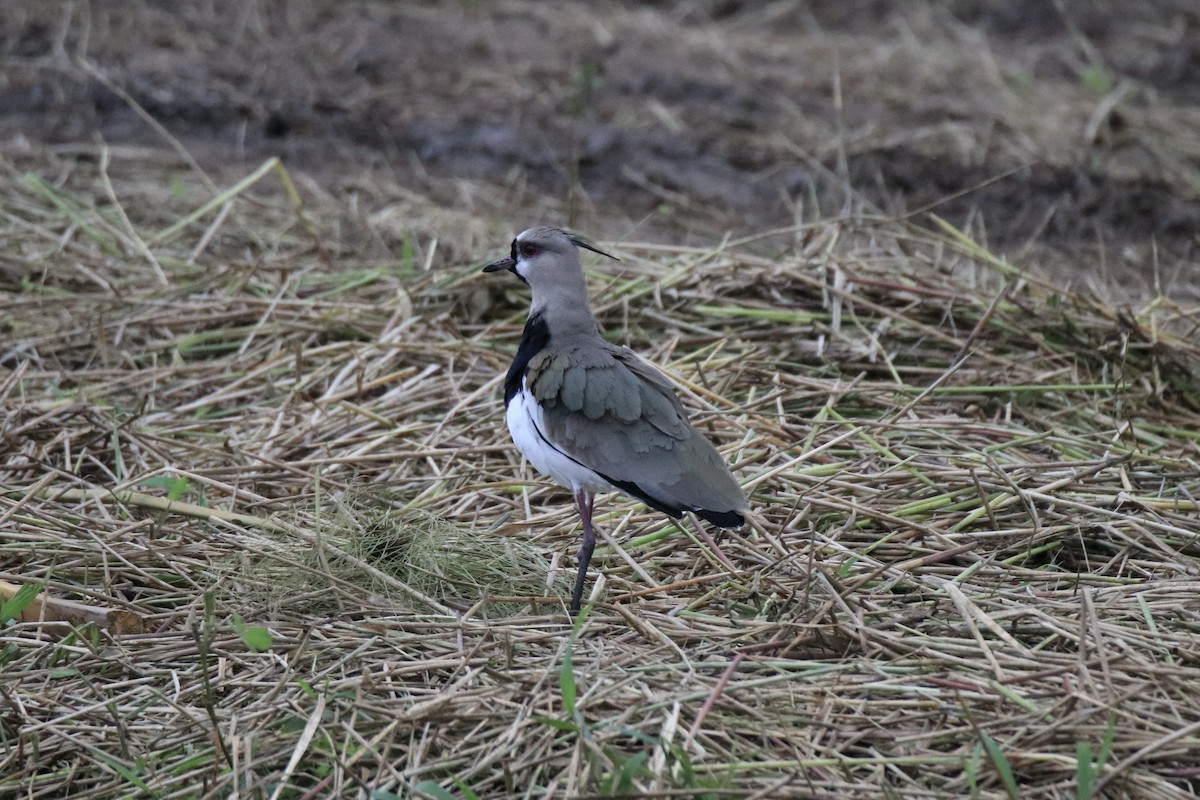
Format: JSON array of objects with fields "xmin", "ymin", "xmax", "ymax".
[{"xmin": 526, "ymin": 343, "xmax": 746, "ymax": 526}]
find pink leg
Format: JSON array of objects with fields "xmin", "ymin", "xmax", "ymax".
[{"xmin": 570, "ymin": 490, "xmax": 596, "ymax": 614}]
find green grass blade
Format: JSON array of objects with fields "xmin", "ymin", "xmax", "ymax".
[
  {"xmin": 148, "ymin": 157, "xmax": 280, "ymax": 246},
  {"xmin": 614, "ymin": 751, "xmax": 649, "ymax": 794},
  {"xmin": 452, "ymin": 778, "xmax": 481, "ymax": 800},
  {"xmin": 979, "ymin": 733, "xmax": 1019, "ymax": 800},
  {"xmin": 1076, "ymin": 741, "xmax": 1094, "ymax": 799},
  {"xmin": 411, "ymin": 782, "xmax": 456, "ymax": 800},
  {"xmin": 560, "ymin": 635, "xmax": 577, "ymax": 718},
  {"xmin": 0, "ymin": 582, "xmax": 43, "ymax": 623}
]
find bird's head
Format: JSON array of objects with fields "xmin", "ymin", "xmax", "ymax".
[{"xmin": 483, "ymin": 227, "xmax": 617, "ymax": 290}]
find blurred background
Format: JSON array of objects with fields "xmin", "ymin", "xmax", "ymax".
[{"xmin": 2, "ymin": 0, "xmax": 1197, "ymax": 295}]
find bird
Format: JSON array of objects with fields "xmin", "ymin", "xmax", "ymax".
[{"xmin": 483, "ymin": 226, "xmax": 748, "ymax": 612}]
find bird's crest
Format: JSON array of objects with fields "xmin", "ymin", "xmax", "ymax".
[{"xmin": 564, "ymin": 231, "xmax": 619, "ymax": 262}]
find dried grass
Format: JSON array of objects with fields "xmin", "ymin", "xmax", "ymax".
[{"xmin": 2, "ymin": 149, "xmax": 1200, "ymax": 799}]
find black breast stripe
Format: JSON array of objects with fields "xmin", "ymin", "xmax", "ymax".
[{"xmin": 504, "ymin": 313, "xmax": 550, "ymax": 408}]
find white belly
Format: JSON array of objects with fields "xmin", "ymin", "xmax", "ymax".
[{"xmin": 506, "ymin": 383, "xmax": 610, "ymax": 494}]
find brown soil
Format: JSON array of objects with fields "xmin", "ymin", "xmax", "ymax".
[{"xmin": 2, "ymin": 0, "xmax": 1198, "ymax": 294}]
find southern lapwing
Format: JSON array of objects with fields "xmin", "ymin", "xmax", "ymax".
[{"xmin": 483, "ymin": 227, "xmax": 747, "ymax": 612}]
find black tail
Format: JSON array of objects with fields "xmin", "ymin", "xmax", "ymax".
[
  {"xmin": 694, "ymin": 508, "xmax": 745, "ymax": 528},
  {"xmin": 601, "ymin": 474, "xmax": 745, "ymax": 529}
]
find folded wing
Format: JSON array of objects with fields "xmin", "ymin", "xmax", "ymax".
[{"xmin": 526, "ymin": 343, "xmax": 746, "ymax": 527}]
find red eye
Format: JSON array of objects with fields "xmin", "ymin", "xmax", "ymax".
[{"xmin": 519, "ymin": 242, "xmax": 539, "ymax": 258}]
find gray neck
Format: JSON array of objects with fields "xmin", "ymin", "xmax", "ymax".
[{"xmin": 530, "ymin": 273, "xmax": 600, "ymax": 339}]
